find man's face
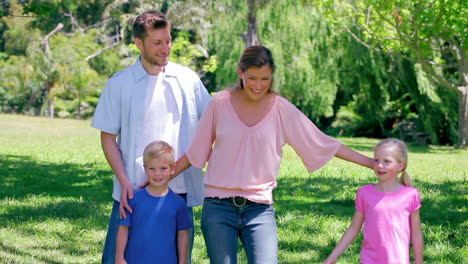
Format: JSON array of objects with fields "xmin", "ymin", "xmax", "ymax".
[{"xmin": 135, "ymin": 26, "xmax": 172, "ymax": 68}]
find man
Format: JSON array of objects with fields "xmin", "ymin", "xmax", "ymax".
[{"xmin": 92, "ymin": 10, "xmax": 210, "ymax": 264}]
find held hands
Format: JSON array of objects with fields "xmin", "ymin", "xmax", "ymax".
[{"xmin": 119, "ymin": 181, "xmax": 134, "ymax": 219}]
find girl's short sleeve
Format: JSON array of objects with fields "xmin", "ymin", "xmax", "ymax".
[
  {"xmin": 410, "ymin": 188, "xmax": 422, "ymax": 212},
  {"xmin": 355, "ymin": 187, "xmax": 365, "ymax": 213}
]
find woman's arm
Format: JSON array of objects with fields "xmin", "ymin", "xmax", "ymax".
[
  {"xmin": 411, "ymin": 210, "xmax": 424, "ymax": 264},
  {"xmin": 323, "ymin": 211, "xmax": 365, "ymax": 264},
  {"xmin": 177, "ymin": 229, "xmax": 190, "ymax": 264},
  {"xmin": 335, "ymin": 144, "xmax": 373, "ymax": 169},
  {"xmin": 115, "ymin": 225, "xmax": 129, "ymax": 264},
  {"xmin": 171, "ymin": 154, "xmax": 192, "ymax": 181}
]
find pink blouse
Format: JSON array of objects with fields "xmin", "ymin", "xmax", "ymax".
[{"xmin": 186, "ymin": 90, "xmax": 342, "ymax": 204}]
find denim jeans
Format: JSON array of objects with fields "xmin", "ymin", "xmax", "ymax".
[
  {"xmin": 201, "ymin": 197, "xmax": 278, "ymax": 264},
  {"xmin": 102, "ymin": 197, "xmax": 195, "ymax": 264}
]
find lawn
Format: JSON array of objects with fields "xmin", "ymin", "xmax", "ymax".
[{"xmin": 0, "ymin": 114, "xmax": 466, "ymax": 263}]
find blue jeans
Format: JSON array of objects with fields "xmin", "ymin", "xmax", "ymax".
[
  {"xmin": 201, "ymin": 197, "xmax": 278, "ymax": 264},
  {"xmin": 102, "ymin": 197, "xmax": 195, "ymax": 264}
]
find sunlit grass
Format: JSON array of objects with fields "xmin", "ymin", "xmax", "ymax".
[{"xmin": 1, "ymin": 114, "xmax": 467, "ymax": 263}]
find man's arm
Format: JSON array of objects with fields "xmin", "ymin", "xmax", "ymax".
[
  {"xmin": 177, "ymin": 229, "xmax": 190, "ymax": 264},
  {"xmin": 115, "ymin": 225, "xmax": 129, "ymax": 264},
  {"xmin": 101, "ymin": 131, "xmax": 133, "ymax": 218},
  {"xmin": 335, "ymin": 144, "xmax": 373, "ymax": 169}
]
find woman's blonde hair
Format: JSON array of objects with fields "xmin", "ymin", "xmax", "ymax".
[{"xmin": 374, "ymin": 138, "xmax": 413, "ymax": 186}]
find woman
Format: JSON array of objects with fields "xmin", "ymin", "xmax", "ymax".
[{"xmin": 174, "ymin": 45, "xmax": 373, "ymax": 263}]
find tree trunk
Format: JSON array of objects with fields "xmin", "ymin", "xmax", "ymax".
[
  {"xmin": 459, "ymin": 85, "xmax": 468, "ymax": 148},
  {"xmin": 245, "ymin": 0, "xmax": 261, "ymax": 47},
  {"xmin": 47, "ymin": 82, "xmax": 54, "ymax": 118}
]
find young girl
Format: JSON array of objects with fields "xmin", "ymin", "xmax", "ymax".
[{"xmin": 324, "ymin": 138, "xmax": 424, "ymax": 264}]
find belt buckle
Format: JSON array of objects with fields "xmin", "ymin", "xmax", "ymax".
[{"xmin": 232, "ymin": 197, "xmax": 247, "ymax": 207}]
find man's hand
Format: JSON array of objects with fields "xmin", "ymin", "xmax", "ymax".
[{"xmin": 119, "ymin": 181, "xmax": 134, "ymax": 219}]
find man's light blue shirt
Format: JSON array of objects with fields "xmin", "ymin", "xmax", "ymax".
[{"xmin": 92, "ymin": 57, "xmax": 210, "ymax": 207}]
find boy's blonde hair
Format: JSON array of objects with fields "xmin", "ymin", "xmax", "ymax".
[
  {"xmin": 143, "ymin": 140, "xmax": 175, "ymax": 166},
  {"xmin": 374, "ymin": 138, "xmax": 413, "ymax": 187}
]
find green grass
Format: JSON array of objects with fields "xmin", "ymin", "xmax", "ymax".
[{"xmin": 1, "ymin": 114, "xmax": 467, "ymax": 263}]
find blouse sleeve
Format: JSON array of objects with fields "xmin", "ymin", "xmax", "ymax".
[
  {"xmin": 186, "ymin": 96, "xmax": 216, "ymax": 168},
  {"xmin": 280, "ymin": 98, "xmax": 342, "ymax": 172}
]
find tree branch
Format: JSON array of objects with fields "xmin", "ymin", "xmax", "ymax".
[
  {"xmin": 84, "ymin": 35, "xmax": 120, "ymax": 61},
  {"xmin": 42, "ymin": 23, "xmax": 64, "ymax": 54}
]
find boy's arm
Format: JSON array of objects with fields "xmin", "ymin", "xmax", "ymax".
[
  {"xmin": 410, "ymin": 210, "xmax": 424, "ymax": 264},
  {"xmin": 101, "ymin": 131, "xmax": 133, "ymax": 218},
  {"xmin": 323, "ymin": 211, "xmax": 364, "ymax": 264},
  {"xmin": 116, "ymin": 225, "xmax": 129, "ymax": 264},
  {"xmin": 177, "ymin": 229, "xmax": 190, "ymax": 264}
]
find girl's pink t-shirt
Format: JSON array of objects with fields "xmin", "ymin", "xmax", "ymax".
[
  {"xmin": 356, "ymin": 184, "xmax": 422, "ymax": 264},
  {"xmin": 186, "ymin": 90, "xmax": 342, "ymax": 204}
]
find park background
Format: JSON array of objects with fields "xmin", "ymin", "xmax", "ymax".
[{"xmin": 0, "ymin": 0, "xmax": 467, "ymax": 263}]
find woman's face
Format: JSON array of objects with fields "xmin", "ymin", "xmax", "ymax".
[{"xmin": 237, "ymin": 65, "xmax": 273, "ymax": 102}]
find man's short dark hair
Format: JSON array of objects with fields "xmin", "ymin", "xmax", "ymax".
[{"xmin": 133, "ymin": 11, "xmax": 169, "ymax": 40}]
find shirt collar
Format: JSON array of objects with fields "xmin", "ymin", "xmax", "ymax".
[{"xmin": 133, "ymin": 56, "xmax": 178, "ymax": 81}]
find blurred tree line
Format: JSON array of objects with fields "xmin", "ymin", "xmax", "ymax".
[{"xmin": 0, "ymin": 0, "xmax": 464, "ymax": 146}]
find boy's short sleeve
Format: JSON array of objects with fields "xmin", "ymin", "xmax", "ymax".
[
  {"xmin": 410, "ymin": 188, "xmax": 422, "ymax": 212},
  {"xmin": 176, "ymin": 201, "xmax": 193, "ymax": 231}
]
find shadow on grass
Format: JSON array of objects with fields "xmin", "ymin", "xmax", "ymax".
[
  {"xmin": 0, "ymin": 240, "xmax": 63, "ymax": 264},
  {"xmin": 0, "ymin": 154, "xmax": 113, "ymax": 223},
  {"xmin": 0, "ymin": 154, "xmax": 113, "ymax": 262}
]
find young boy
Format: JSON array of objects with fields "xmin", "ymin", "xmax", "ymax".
[{"xmin": 116, "ymin": 141, "xmax": 193, "ymax": 264}]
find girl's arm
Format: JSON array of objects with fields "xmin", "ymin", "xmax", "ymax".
[
  {"xmin": 177, "ymin": 229, "xmax": 190, "ymax": 264},
  {"xmin": 410, "ymin": 210, "xmax": 424, "ymax": 264},
  {"xmin": 171, "ymin": 154, "xmax": 192, "ymax": 181},
  {"xmin": 115, "ymin": 225, "xmax": 129, "ymax": 264},
  {"xmin": 335, "ymin": 144, "xmax": 373, "ymax": 169},
  {"xmin": 323, "ymin": 211, "xmax": 364, "ymax": 264}
]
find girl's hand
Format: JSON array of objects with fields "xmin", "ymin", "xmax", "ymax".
[{"xmin": 323, "ymin": 256, "xmax": 337, "ymax": 264}]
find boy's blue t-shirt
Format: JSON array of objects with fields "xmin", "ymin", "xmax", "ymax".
[{"xmin": 120, "ymin": 188, "xmax": 193, "ymax": 264}]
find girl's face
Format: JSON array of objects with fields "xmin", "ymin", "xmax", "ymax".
[
  {"xmin": 373, "ymin": 146, "xmax": 405, "ymax": 183},
  {"xmin": 237, "ymin": 65, "xmax": 273, "ymax": 102}
]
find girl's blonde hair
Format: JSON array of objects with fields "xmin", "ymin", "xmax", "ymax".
[
  {"xmin": 143, "ymin": 140, "xmax": 175, "ymax": 167},
  {"xmin": 374, "ymin": 138, "xmax": 413, "ymax": 187}
]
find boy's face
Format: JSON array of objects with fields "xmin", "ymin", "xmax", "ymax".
[{"xmin": 144, "ymin": 158, "xmax": 174, "ymax": 188}]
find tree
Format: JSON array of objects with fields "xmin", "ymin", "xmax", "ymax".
[{"xmin": 315, "ymin": 0, "xmax": 467, "ymax": 147}]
